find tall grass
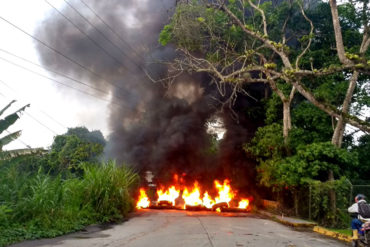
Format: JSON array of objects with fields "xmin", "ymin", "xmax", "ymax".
[
  {"xmin": 0, "ymin": 160, "xmax": 138, "ymax": 246},
  {"xmin": 83, "ymin": 160, "xmax": 139, "ymax": 221}
]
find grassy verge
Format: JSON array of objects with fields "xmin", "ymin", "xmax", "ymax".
[
  {"xmin": 0, "ymin": 160, "xmax": 138, "ymax": 246},
  {"xmin": 328, "ymin": 228, "xmax": 352, "ymax": 236}
]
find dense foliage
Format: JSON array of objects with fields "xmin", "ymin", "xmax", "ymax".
[
  {"xmin": 0, "ymin": 160, "xmax": 138, "ymax": 246},
  {"xmin": 160, "ymin": 0, "xmax": 370, "ymax": 227},
  {"xmin": 0, "ymin": 110, "xmax": 138, "ymax": 246},
  {"xmin": 45, "ymin": 127, "xmax": 106, "ymax": 175}
]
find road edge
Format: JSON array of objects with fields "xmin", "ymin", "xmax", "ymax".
[
  {"xmin": 313, "ymin": 226, "xmax": 352, "ymax": 243},
  {"xmin": 257, "ymin": 210, "xmax": 317, "ymax": 228},
  {"xmin": 257, "ymin": 210, "xmax": 352, "ymax": 243}
]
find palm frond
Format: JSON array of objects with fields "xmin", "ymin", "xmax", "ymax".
[
  {"xmin": 0, "ymin": 100, "xmax": 16, "ymax": 116},
  {"xmin": 0, "ymin": 148, "xmax": 47, "ymax": 161},
  {"xmin": 0, "ymin": 104, "xmax": 30, "ymax": 135},
  {"xmin": 0, "ymin": 130, "xmax": 22, "ymax": 149}
]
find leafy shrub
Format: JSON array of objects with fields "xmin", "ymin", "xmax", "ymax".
[
  {"xmin": 82, "ymin": 160, "xmax": 139, "ymax": 222},
  {"xmin": 306, "ymin": 178, "xmax": 351, "ymax": 227},
  {"xmin": 0, "ymin": 160, "xmax": 138, "ymax": 246}
]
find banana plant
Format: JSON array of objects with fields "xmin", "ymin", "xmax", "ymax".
[{"xmin": 0, "ymin": 100, "xmax": 45, "ymax": 160}]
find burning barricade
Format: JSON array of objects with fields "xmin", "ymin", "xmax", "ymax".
[{"xmin": 136, "ymin": 177, "xmax": 251, "ymax": 213}]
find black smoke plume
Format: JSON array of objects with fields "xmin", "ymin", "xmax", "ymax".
[{"xmin": 35, "ymin": 0, "xmax": 263, "ymax": 190}]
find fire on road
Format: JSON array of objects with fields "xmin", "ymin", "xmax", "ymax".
[
  {"xmin": 137, "ymin": 175, "xmax": 252, "ymax": 212},
  {"xmin": 12, "ymin": 210, "xmax": 347, "ymax": 247}
]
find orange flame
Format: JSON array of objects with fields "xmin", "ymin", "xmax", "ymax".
[
  {"xmin": 182, "ymin": 182, "xmax": 203, "ymax": 207},
  {"xmin": 202, "ymin": 192, "xmax": 215, "ymax": 209},
  {"xmin": 238, "ymin": 199, "xmax": 250, "ymax": 209},
  {"xmin": 157, "ymin": 186, "xmax": 180, "ymax": 206},
  {"xmin": 137, "ymin": 177, "xmax": 251, "ymax": 211},
  {"xmin": 214, "ymin": 179, "xmax": 235, "ymax": 205},
  {"xmin": 136, "ymin": 188, "xmax": 150, "ymax": 209}
]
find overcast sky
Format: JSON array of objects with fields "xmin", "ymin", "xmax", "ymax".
[{"xmin": 0, "ymin": 0, "xmax": 111, "ymax": 150}]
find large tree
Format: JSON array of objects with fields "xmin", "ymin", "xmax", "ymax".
[
  {"xmin": 160, "ymin": 0, "xmax": 370, "ymax": 145},
  {"xmin": 47, "ymin": 127, "xmax": 106, "ymax": 173},
  {"xmin": 160, "ymin": 0, "xmax": 370, "ymax": 221}
]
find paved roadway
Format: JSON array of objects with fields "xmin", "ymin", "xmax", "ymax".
[{"xmin": 12, "ymin": 210, "xmax": 348, "ymax": 247}]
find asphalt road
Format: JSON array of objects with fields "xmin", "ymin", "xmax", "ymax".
[{"xmin": 12, "ymin": 210, "xmax": 348, "ymax": 247}]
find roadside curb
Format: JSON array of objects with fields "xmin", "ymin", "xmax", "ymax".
[
  {"xmin": 257, "ymin": 210, "xmax": 352, "ymax": 243},
  {"xmin": 313, "ymin": 226, "xmax": 352, "ymax": 243},
  {"xmin": 257, "ymin": 210, "xmax": 317, "ymax": 228}
]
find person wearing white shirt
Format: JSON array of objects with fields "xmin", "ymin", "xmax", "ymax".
[{"xmin": 348, "ymin": 194, "xmax": 367, "ymax": 241}]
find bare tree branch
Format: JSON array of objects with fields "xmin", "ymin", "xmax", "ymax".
[
  {"xmin": 295, "ymin": 2, "xmax": 314, "ymax": 69},
  {"xmin": 247, "ymin": 0, "xmax": 268, "ymax": 37},
  {"xmin": 329, "ymin": 0, "xmax": 353, "ymax": 65},
  {"xmin": 216, "ymin": 1, "xmax": 293, "ymax": 68},
  {"xmin": 285, "ymin": 78, "xmax": 370, "ymax": 133}
]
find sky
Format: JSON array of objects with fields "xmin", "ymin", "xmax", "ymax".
[{"xmin": 0, "ymin": 0, "xmax": 110, "ymax": 150}]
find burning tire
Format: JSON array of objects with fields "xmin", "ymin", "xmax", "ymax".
[
  {"xmin": 212, "ymin": 202, "xmax": 228, "ymax": 211},
  {"xmin": 185, "ymin": 205, "xmax": 205, "ymax": 211},
  {"xmin": 221, "ymin": 207, "xmax": 250, "ymax": 213}
]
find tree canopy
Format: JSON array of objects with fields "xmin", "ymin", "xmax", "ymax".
[
  {"xmin": 160, "ymin": 0, "xmax": 370, "ymax": 145},
  {"xmin": 159, "ymin": 0, "xmax": 370, "ymax": 224},
  {"xmin": 46, "ymin": 127, "xmax": 106, "ymax": 174}
]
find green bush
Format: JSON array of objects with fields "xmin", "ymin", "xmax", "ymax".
[
  {"xmin": 308, "ymin": 178, "xmax": 351, "ymax": 227},
  {"xmin": 0, "ymin": 160, "xmax": 138, "ymax": 246},
  {"xmin": 82, "ymin": 161, "xmax": 139, "ymax": 222},
  {"xmin": 294, "ymin": 178, "xmax": 351, "ymax": 228}
]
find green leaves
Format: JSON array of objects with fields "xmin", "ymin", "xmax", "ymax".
[
  {"xmin": 159, "ymin": 4, "xmax": 208, "ymax": 50},
  {"xmin": 197, "ymin": 17, "xmax": 205, "ymax": 22},
  {"xmin": 0, "ymin": 113, "xmax": 19, "ymax": 136},
  {"xmin": 47, "ymin": 127, "xmax": 106, "ymax": 174},
  {"xmin": 245, "ymin": 123, "xmax": 285, "ymax": 160},
  {"xmin": 82, "ymin": 160, "xmax": 139, "ymax": 221},
  {"xmin": 263, "ymin": 63, "xmax": 277, "ymax": 69},
  {"xmin": 0, "ymin": 131, "xmax": 21, "ymax": 150},
  {"xmin": 0, "ymin": 102, "xmax": 29, "ymax": 136},
  {"xmin": 0, "ymin": 101, "xmax": 30, "ymax": 159},
  {"xmin": 159, "ymin": 24, "xmax": 173, "ymax": 46},
  {"xmin": 0, "ymin": 100, "xmax": 15, "ymax": 117},
  {"xmin": 0, "ymin": 159, "xmax": 139, "ymax": 246}
]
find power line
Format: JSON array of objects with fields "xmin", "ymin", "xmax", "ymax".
[
  {"xmin": 0, "ymin": 78, "xmax": 67, "ymax": 130},
  {"xmin": 0, "ymin": 95, "xmax": 47, "ymax": 149},
  {"xmin": 62, "ymin": 0, "xmax": 146, "ymax": 74},
  {"xmin": 0, "ymin": 16, "xmax": 126, "ymax": 92},
  {"xmin": 0, "ymin": 55, "xmax": 121, "ymax": 107},
  {"xmin": 25, "ymin": 111, "xmax": 58, "ymax": 135},
  {"xmin": 77, "ymin": 0, "xmax": 163, "ymax": 80},
  {"xmin": 0, "ymin": 48, "xmax": 127, "ymax": 103},
  {"xmin": 0, "ymin": 93, "xmax": 58, "ymax": 135},
  {"xmin": 5, "ymin": 130, "xmax": 31, "ymax": 149},
  {"xmin": 78, "ymin": 0, "xmax": 145, "ymax": 61},
  {"xmin": 44, "ymin": 0, "xmax": 135, "ymax": 73},
  {"xmin": 0, "ymin": 12, "xmax": 151, "ymax": 112}
]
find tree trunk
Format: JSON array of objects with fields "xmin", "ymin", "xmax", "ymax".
[
  {"xmin": 289, "ymin": 80, "xmax": 370, "ymax": 133},
  {"xmin": 283, "ymin": 101, "xmax": 291, "ymax": 145},
  {"xmin": 329, "ymin": 0, "xmax": 352, "ymax": 65},
  {"xmin": 264, "ymin": 84, "xmax": 269, "ymax": 100},
  {"xmin": 332, "ymin": 117, "xmax": 345, "ymax": 147},
  {"xmin": 331, "ymin": 71, "xmax": 359, "ymax": 147},
  {"xmin": 328, "ymin": 72, "xmax": 358, "ymax": 224},
  {"xmin": 293, "ymin": 189, "xmax": 299, "ymax": 216},
  {"xmin": 328, "ymin": 170, "xmax": 336, "ymax": 224}
]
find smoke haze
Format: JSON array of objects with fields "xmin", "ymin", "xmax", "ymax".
[{"xmin": 35, "ymin": 0, "xmax": 262, "ymax": 190}]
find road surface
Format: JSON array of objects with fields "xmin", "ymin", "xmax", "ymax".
[{"xmin": 12, "ymin": 210, "xmax": 348, "ymax": 247}]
